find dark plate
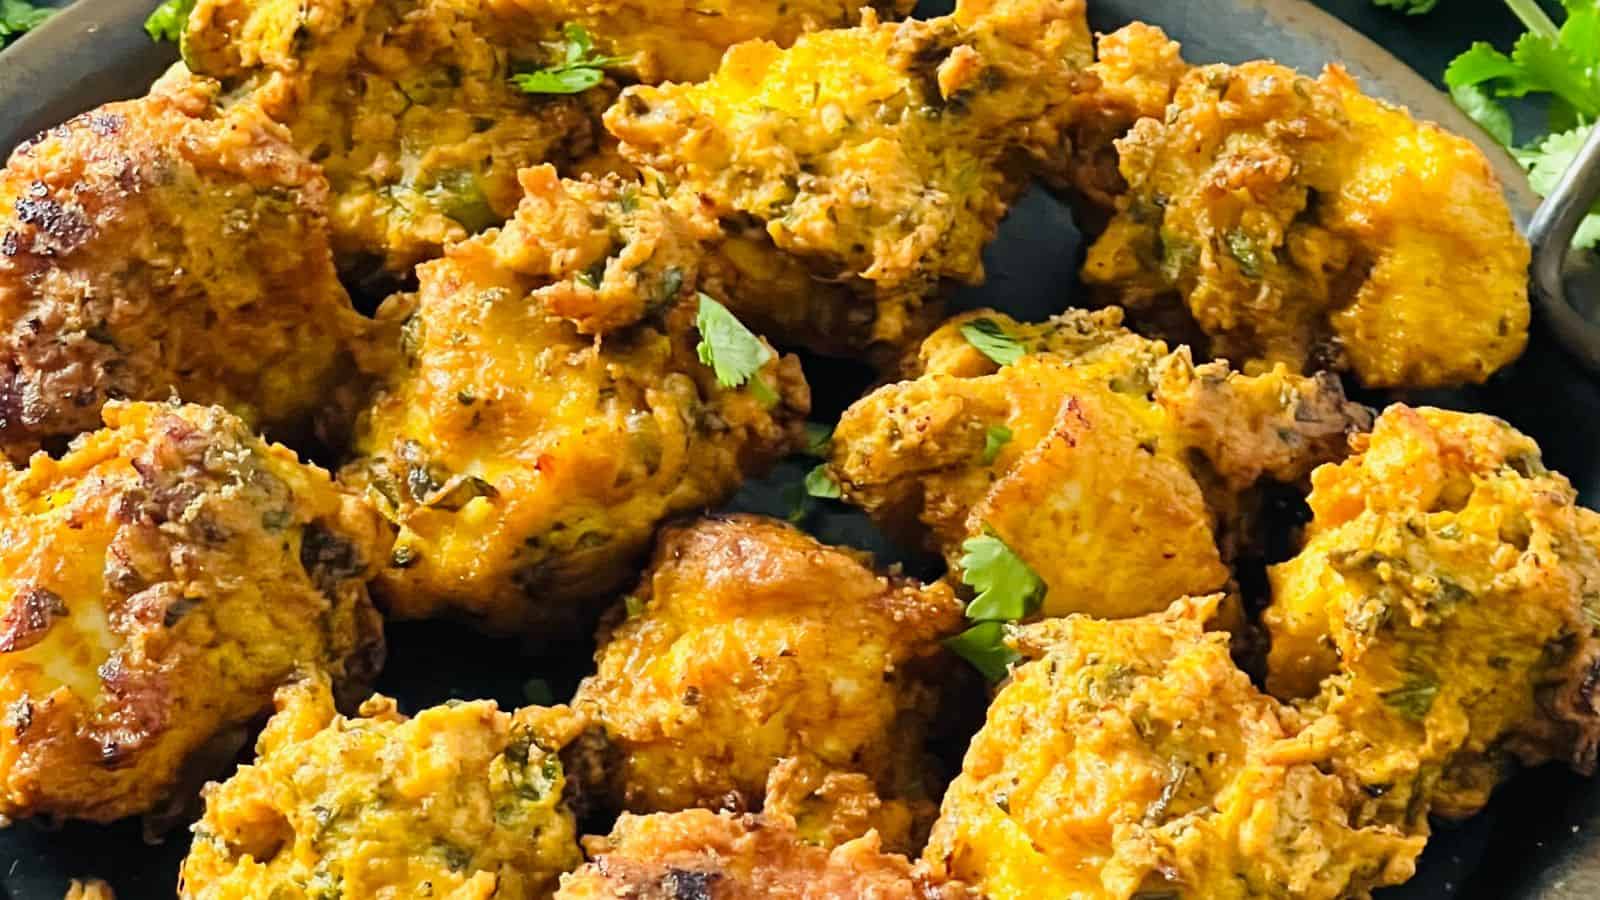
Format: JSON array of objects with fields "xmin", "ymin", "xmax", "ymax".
[{"xmin": 0, "ymin": 1, "xmax": 1597, "ymax": 897}]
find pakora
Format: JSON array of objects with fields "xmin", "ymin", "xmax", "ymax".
[
  {"xmin": 179, "ymin": 673, "xmax": 582, "ymax": 900},
  {"xmin": 571, "ymin": 516, "xmax": 963, "ymax": 850},
  {"xmin": 829, "ymin": 309, "xmax": 1370, "ymax": 620},
  {"xmin": 0, "ymin": 80, "xmax": 365, "ymax": 463},
  {"xmin": 605, "ymin": 0, "xmax": 1093, "ymax": 352},
  {"xmin": 922, "ymin": 595, "xmax": 1425, "ymax": 900},
  {"xmin": 0, "ymin": 401, "xmax": 386, "ymax": 823},
  {"xmin": 183, "ymin": 0, "xmax": 906, "ymax": 271},
  {"xmin": 556, "ymin": 806, "xmax": 963, "ymax": 900},
  {"xmin": 342, "ymin": 168, "xmax": 808, "ymax": 634},
  {"xmin": 1265, "ymin": 406, "xmax": 1600, "ymax": 826},
  {"xmin": 1082, "ymin": 61, "xmax": 1530, "ymax": 388}
]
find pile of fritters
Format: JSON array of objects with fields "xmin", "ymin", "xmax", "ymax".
[{"xmin": 0, "ymin": 1, "xmax": 1582, "ymax": 898}]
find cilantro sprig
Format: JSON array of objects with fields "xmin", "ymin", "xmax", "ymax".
[
  {"xmin": 144, "ymin": 0, "xmax": 193, "ymax": 43},
  {"xmin": 945, "ymin": 530, "xmax": 1045, "ymax": 681},
  {"xmin": 1436, "ymin": 0, "xmax": 1600, "ymax": 247},
  {"xmin": 695, "ymin": 294, "xmax": 773, "ymax": 390},
  {"xmin": 982, "ymin": 425, "xmax": 1013, "ymax": 464},
  {"xmin": 512, "ymin": 24, "xmax": 627, "ymax": 95},
  {"xmin": 960, "ymin": 318, "xmax": 1027, "ymax": 366},
  {"xmin": 1, "ymin": 0, "xmax": 54, "ymax": 48}
]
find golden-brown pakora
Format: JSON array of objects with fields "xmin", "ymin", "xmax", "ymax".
[
  {"xmin": 0, "ymin": 401, "xmax": 386, "ymax": 823},
  {"xmin": 922, "ymin": 595, "xmax": 1425, "ymax": 900},
  {"xmin": 179, "ymin": 672, "xmax": 582, "ymax": 900},
  {"xmin": 182, "ymin": 0, "xmax": 605, "ymax": 271},
  {"xmin": 571, "ymin": 515, "xmax": 963, "ymax": 849},
  {"xmin": 1082, "ymin": 61, "xmax": 1530, "ymax": 388},
  {"xmin": 829, "ymin": 309, "xmax": 1369, "ymax": 620},
  {"xmin": 342, "ymin": 168, "xmax": 807, "ymax": 634},
  {"xmin": 1065, "ymin": 23, "xmax": 1187, "ymax": 226},
  {"xmin": 183, "ymin": 0, "xmax": 905, "ymax": 271},
  {"xmin": 557, "ymin": 806, "xmax": 963, "ymax": 900},
  {"xmin": 1265, "ymin": 406, "xmax": 1600, "ymax": 827},
  {"xmin": 605, "ymin": 0, "xmax": 1093, "ymax": 353},
  {"xmin": 515, "ymin": 0, "xmax": 917, "ymax": 85},
  {"xmin": 0, "ymin": 81, "xmax": 365, "ymax": 463}
]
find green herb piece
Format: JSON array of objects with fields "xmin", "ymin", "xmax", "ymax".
[
  {"xmin": 1224, "ymin": 229, "xmax": 1265, "ymax": 277},
  {"xmin": 982, "ymin": 425, "xmax": 1013, "ymax": 464},
  {"xmin": 522, "ymin": 678, "xmax": 555, "ymax": 706},
  {"xmin": 749, "ymin": 375, "xmax": 780, "ymax": 408},
  {"xmin": 944, "ymin": 621, "xmax": 1019, "ymax": 682},
  {"xmin": 143, "ymin": 0, "xmax": 193, "ymax": 43},
  {"xmin": 1436, "ymin": 0, "xmax": 1600, "ymax": 247},
  {"xmin": 695, "ymin": 294, "xmax": 773, "ymax": 389},
  {"xmin": 804, "ymin": 464, "xmax": 843, "ymax": 499},
  {"xmin": 1521, "ymin": 126, "xmax": 1600, "ymax": 247},
  {"xmin": 511, "ymin": 23, "xmax": 627, "ymax": 95},
  {"xmin": 1381, "ymin": 674, "xmax": 1441, "ymax": 722},
  {"xmin": 1372, "ymin": 0, "xmax": 1441, "ymax": 13},
  {"xmin": 0, "ymin": 0, "xmax": 51, "ymax": 46},
  {"xmin": 624, "ymin": 594, "xmax": 647, "ymax": 618},
  {"xmin": 961, "ymin": 532, "xmax": 1045, "ymax": 622},
  {"xmin": 960, "ymin": 318, "xmax": 1027, "ymax": 367},
  {"xmin": 803, "ymin": 422, "xmax": 835, "ymax": 458}
]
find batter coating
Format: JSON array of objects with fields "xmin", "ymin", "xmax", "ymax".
[
  {"xmin": 572, "ymin": 516, "xmax": 964, "ymax": 850},
  {"xmin": 343, "ymin": 168, "xmax": 807, "ymax": 634},
  {"xmin": 0, "ymin": 401, "xmax": 386, "ymax": 823},
  {"xmin": 1266, "ymin": 407, "xmax": 1600, "ymax": 826},
  {"xmin": 0, "ymin": 81, "xmax": 364, "ymax": 462},
  {"xmin": 1083, "ymin": 61, "xmax": 1530, "ymax": 388},
  {"xmin": 830, "ymin": 309, "xmax": 1369, "ymax": 620},
  {"xmin": 179, "ymin": 674, "xmax": 582, "ymax": 899},
  {"xmin": 923, "ymin": 596, "xmax": 1424, "ymax": 900}
]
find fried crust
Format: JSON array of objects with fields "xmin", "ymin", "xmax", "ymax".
[{"xmin": 0, "ymin": 402, "xmax": 386, "ymax": 823}]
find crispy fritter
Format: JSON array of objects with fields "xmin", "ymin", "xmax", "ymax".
[
  {"xmin": 605, "ymin": 0, "xmax": 1092, "ymax": 353},
  {"xmin": 183, "ymin": 0, "xmax": 605, "ymax": 271},
  {"xmin": 1265, "ymin": 407, "xmax": 1600, "ymax": 825},
  {"xmin": 341, "ymin": 169, "xmax": 807, "ymax": 634},
  {"xmin": 0, "ymin": 402, "xmax": 386, "ymax": 823},
  {"xmin": 179, "ymin": 673, "xmax": 582, "ymax": 899},
  {"xmin": 556, "ymin": 807, "xmax": 963, "ymax": 900},
  {"xmin": 183, "ymin": 0, "xmax": 903, "ymax": 271},
  {"xmin": 1066, "ymin": 23, "xmax": 1187, "ymax": 226},
  {"xmin": 829, "ymin": 309, "xmax": 1369, "ymax": 619},
  {"xmin": 922, "ymin": 596, "xmax": 1425, "ymax": 900},
  {"xmin": 571, "ymin": 516, "xmax": 963, "ymax": 849},
  {"xmin": 0, "ymin": 81, "xmax": 365, "ymax": 463},
  {"xmin": 1082, "ymin": 61, "xmax": 1530, "ymax": 388},
  {"xmin": 516, "ymin": 0, "xmax": 917, "ymax": 85}
]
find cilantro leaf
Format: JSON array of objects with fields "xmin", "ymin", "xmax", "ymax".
[
  {"xmin": 0, "ymin": 0, "xmax": 53, "ymax": 45},
  {"xmin": 981, "ymin": 425, "xmax": 1013, "ymax": 464},
  {"xmin": 944, "ymin": 621, "xmax": 1019, "ymax": 682},
  {"xmin": 804, "ymin": 464, "xmax": 843, "ymax": 500},
  {"xmin": 695, "ymin": 294, "xmax": 773, "ymax": 390},
  {"xmin": 1521, "ymin": 127, "xmax": 1600, "ymax": 247},
  {"xmin": 961, "ymin": 532, "xmax": 1044, "ymax": 622},
  {"xmin": 960, "ymin": 318, "xmax": 1026, "ymax": 367},
  {"xmin": 512, "ymin": 23, "xmax": 627, "ymax": 95},
  {"xmin": 1449, "ymin": 82, "xmax": 1515, "ymax": 145},
  {"xmin": 143, "ymin": 0, "xmax": 194, "ymax": 43}
]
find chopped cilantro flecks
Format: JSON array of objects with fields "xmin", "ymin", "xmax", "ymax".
[
  {"xmin": 511, "ymin": 24, "xmax": 627, "ymax": 95},
  {"xmin": 944, "ymin": 621, "xmax": 1020, "ymax": 682},
  {"xmin": 1381, "ymin": 674, "xmax": 1441, "ymax": 722},
  {"xmin": 960, "ymin": 318, "xmax": 1027, "ymax": 366},
  {"xmin": 960, "ymin": 532, "xmax": 1044, "ymax": 623},
  {"xmin": 695, "ymin": 294, "xmax": 773, "ymax": 390},
  {"xmin": 143, "ymin": 0, "xmax": 194, "ymax": 42},
  {"xmin": 982, "ymin": 424, "xmax": 1013, "ymax": 464}
]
